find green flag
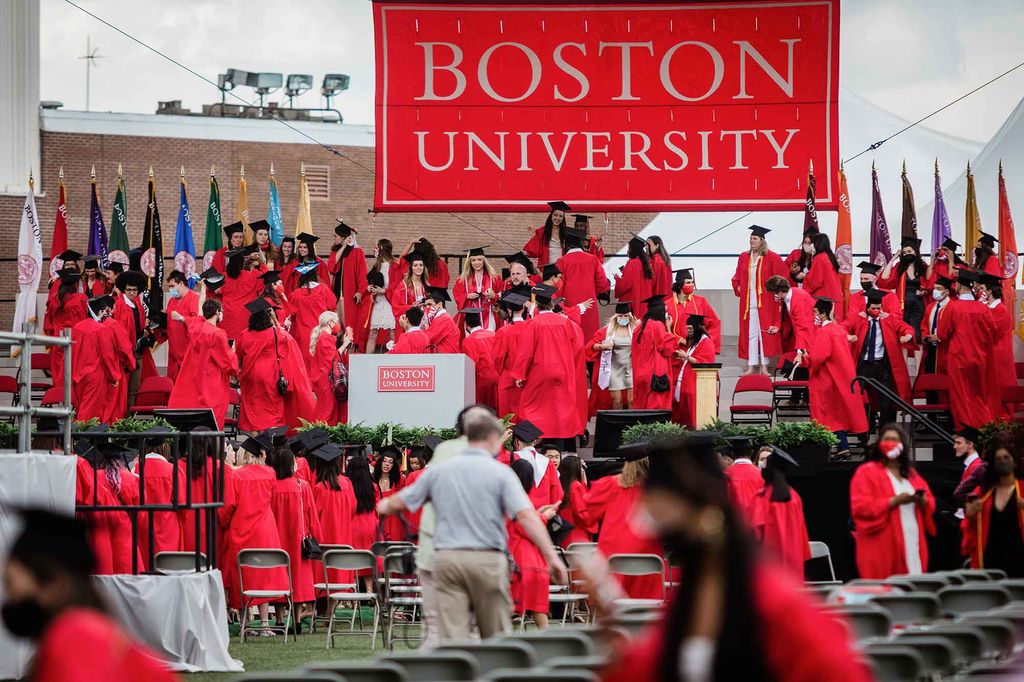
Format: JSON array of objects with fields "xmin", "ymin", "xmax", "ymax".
[
  {"xmin": 202, "ymin": 172, "xmax": 223, "ymax": 271},
  {"xmin": 108, "ymin": 170, "xmax": 130, "ymax": 267}
]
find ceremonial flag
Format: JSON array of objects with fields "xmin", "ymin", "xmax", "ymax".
[
  {"xmin": 869, "ymin": 163, "xmax": 893, "ymax": 266},
  {"xmin": 87, "ymin": 167, "xmax": 109, "ymax": 264},
  {"xmin": 140, "ymin": 168, "xmax": 164, "ymax": 311},
  {"xmin": 835, "ymin": 162, "xmax": 853, "ymax": 318},
  {"xmin": 803, "ymin": 161, "xmax": 819, "ymax": 235},
  {"xmin": 49, "ymin": 169, "xmax": 68, "ymax": 280},
  {"xmin": 295, "ymin": 162, "xmax": 313, "ymax": 236},
  {"xmin": 930, "ymin": 160, "xmax": 952, "ymax": 255},
  {"xmin": 238, "ymin": 165, "xmax": 252, "ymax": 245},
  {"xmin": 268, "ymin": 164, "xmax": 284, "ymax": 247},
  {"xmin": 900, "ymin": 161, "xmax": 918, "ymax": 240},
  {"xmin": 108, "ymin": 164, "xmax": 130, "ymax": 268},
  {"xmin": 993, "ymin": 164, "xmax": 1023, "ymax": 341},
  {"xmin": 13, "ymin": 176, "xmax": 42, "ymax": 345},
  {"xmin": 965, "ymin": 162, "xmax": 982, "ymax": 256},
  {"xmin": 202, "ymin": 169, "xmax": 223, "ymax": 271},
  {"xmin": 173, "ymin": 167, "xmax": 198, "ymax": 287}
]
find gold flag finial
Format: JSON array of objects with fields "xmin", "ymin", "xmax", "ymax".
[
  {"xmin": 967, "ymin": 160, "xmax": 971, "ymax": 175},
  {"xmin": 839, "ymin": 158, "xmax": 844, "ymax": 172},
  {"xmin": 117, "ymin": 162, "xmax": 123, "ymax": 178},
  {"xmin": 180, "ymin": 165, "xmax": 185, "ymax": 179},
  {"xmin": 999, "ymin": 159, "xmax": 1003, "ymax": 175},
  {"xmin": 59, "ymin": 166, "xmax": 64, "ymax": 180},
  {"xmin": 90, "ymin": 164, "xmax": 96, "ymax": 180},
  {"xmin": 240, "ymin": 164, "xmax": 245, "ymax": 178},
  {"xmin": 270, "ymin": 162, "xmax": 275, "ymax": 176},
  {"xmin": 934, "ymin": 158, "xmax": 939, "ymax": 174},
  {"xmin": 28, "ymin": 170, "xmax": 34, "ymax": 190},
  {"xmin": 902, "ymin": 159, "xmax": 907, "ymax": 175},
  {"xmin": 808, "ymin": 159, "xmax": 814, "ymax": 174},
  {"xmin": 148, "ymin": 165, "xmax": 154, "ymax": 178},
  {"xmin": 871, "ymin": 159, "xmax": 876, "ymax": 172},
  {"xmin": 300, "ymin": 162, "xmax": 306, "ymax": 177},
  {"xmin": 210, "ymin": 164, "xmax": 216, "ymax": 177}
]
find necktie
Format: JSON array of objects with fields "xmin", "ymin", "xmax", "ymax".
[
  {"xmin": 867, "ymin": 319, "xmax": 877, "ymax": 361},
  {"xmin": 931, "ymin": 306, "xmax": 939, "ymax": 333}
]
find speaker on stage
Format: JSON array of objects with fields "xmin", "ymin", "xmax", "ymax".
[{"xmin": 593, "ymin": 409, "xmax": 672, "ymax": 457}]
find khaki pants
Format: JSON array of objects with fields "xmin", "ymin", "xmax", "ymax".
[
  {"xmin": 434, "ymin": 550, "xmax": 511, "ymax": 641},
  {"xmin": 126, "ymin": 366, "xmax": 142, "ymax": 410}
]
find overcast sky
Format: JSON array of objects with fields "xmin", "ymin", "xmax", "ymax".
[{"xmin": 42, "ymin": 0, "xmax": 1024, "ymax": 142}]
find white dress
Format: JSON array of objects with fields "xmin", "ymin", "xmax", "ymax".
[
  {"xmin": 747, "ymin": 255, "xmax": 764, "ymax": 366},
  {"xmin": 370, "ymin": 261, "xmax": 396, "ymax": 330},
  {"xmin": 886, "ymin": 469, "xmax": 922, "ymax": 575}
]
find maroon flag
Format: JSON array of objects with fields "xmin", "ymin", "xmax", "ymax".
[
  {"xmin": 869, "ymin": 163, "xmax": 894, "ymax": 266},
  {"xmin": 900, "ymin": 161, "xmax": 918, "ymax": 240},
  {"xmin": 804, "ymin": 161, "xmax": 819, "ymax": 235}
]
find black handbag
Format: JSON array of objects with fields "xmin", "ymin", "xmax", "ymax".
[
  {"xmin": 650, "ymin": 374, "xmax": 670, "ymax": 393},
  {"xmin": 547, "ymin": 513, "xmax": 575, "ymax": 547},
  {"xmin": 273, "ymin": 329, "xmax": 289, "ymax": 396},
  {"xmin": 297, "ymin": 480, "xmax": 322, "ymax": 559}
]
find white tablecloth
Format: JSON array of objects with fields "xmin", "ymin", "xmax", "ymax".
[{"xmin": 94, "ymin": 570, "xmax": 242, "ymax": 673}]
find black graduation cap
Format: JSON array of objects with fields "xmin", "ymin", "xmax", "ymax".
[
  {"xmin": 547, "ymin": 200, "xmax": 571, "ymax": 212},
  {"xmin": 403, "ymin": 251, "xmax": 426, "ymax": 265},
  {"xmin": 748, "ymin": 225, "xmax": 771, "ymax": 237},
  {"xmin": 147, "ymin": 310, "xmax": 166, "ymax": 329},
  {"xmin": 685, "ymin": 314, "xmax": 706, "ymax": 326},
  {"xmin": 642, "ymin": 294, "xmax": 666, "ymax": 309},
  {"xmin": 224, "ymin": 246, "xmax": 248, "ymax": 260},
  {"xmin": 674, "ymin": 268, "xmax": 695, "ymax": 285},
  {"xmin": 564, "ymin": 228, "xmax": 588, "ymax": 245},
  {"xmin": 259, "ymin": 270, "xmax": 281, "ymax": 285},
  {"xmin": 250, "ymin": 219, "xmax": 271, "ymax": 233},
  {"xmin": 857, "ymin": 261, "xmax": 881, "ymax": 275},
  {"xmin": 813, "ymin": 296, "xmax": 835, "ymax": 315},
  {"xmin": 769, "ymin": 445, "xmax": 799, "ymax": 468},
  {"xmin": 312, "ymin": 443, "xmax": 343, "ymax": 463},
  {"xmin": 901, "ymin": 236, "xmax": 922, "ymax": 249},
  {"xmin": 296, "ymin": 232, "xmax": 320, "ymax": 245},
  {"xmin": 73, "ymin": 439, "xmax": 98, "ymax": 464},
  {"xmin": 106, "ymin": 261, "xmax": 126, "ymax": 274},
  {"xmin": 367, "ymin": 269, "xmax": 385, "ymax": 288},
  {"xmin": 542, "ymin": 263, "xmax": 561, "ymax": 280},
  {"xmin": 334, "ymin": 220, "xmax": 357, "ymax": 237},
  {"xmin": 511, "ymin": 420, "xmax": 542, "ymax": 444},
  {"xmin": 459, "ymin": 307, "xmax": 483, "ymax": 316},
  {"xmin": 281, "ymin": 236, "xmax": 295, "ymax": 244},
  {"xmin": 501, "ymin": 267, "xmax": 511, "ymax": 280},
  {"xmin": 617, "ymin": 441, "xmax": 650, "ymax": 461},
  {"xmin": 96, "ymin": 441, "xmax": 137, "ymax": 466},
  {"xmin": 500, "ymin": 292, "xmax": 529, "ymax": 310},
  {"xmin": 979, "ymin": 273, "xmax": 1001, "ymax": 289},
  {"xmin": 572, "ymin": 214, "xmax": 593, "ymax": 223},
  {"xmin": 615, "ymin": 302, "xmax": 632, "ymax": 315},
  {"xmin": 532, "ymin": 284, "xmax": 557, "ymax": 303},
  {"xmin": 10, "ymin": 507, "xmax": 96, "ymax": 576},
  {"xmin": 116, "ymin": 270, "xmax": 148, "ymax": 291},
  {"xmin": 724, "ymin": 435, "xmax": 754, "ymax": 452},
  {"xmin": 505, "ymin": 252, "xmax": 536, "ymax": 274},
  {"xmin": 57, "ymin": 249, "xmax": 83, "ymax": 262},
  {"xmin": 303, "ymin": 427, "xmax": 331, "ymax": 451},
  {"xmin": 628, "ymin": 235, "xmax": 647, "ymax": 251},
  {"xmin": 941, "ymin": 237, "xmax": 960, "ymax": 251},
  {"xmin": 422, "ymin": 435, "xmax": 443, "ymax": 453},
  {"xmin": 87, "ymin": 294, "xmax": 114, "ymax": 314},
  {"xmin": 956, "ymin": 268, "xmax": 980, "ymax": 284},
  {"xmin": 245, "ymin": 298, "xmax": 271, "ymax": 315},
  {"xmin": 466, "ymin": 245, "xmax": 487, "ymax": 257},
  {"xmin": 956, "ymin": 426, "xmax": 981, "ymax": 444},
  {"xmin": 263, "ymin": 425, "xmax": 288, "ymax": 448},
  {"xmin": 201, "ymin": 268, "xmax": 225, "ymax": 290},
  {"xmin": 59, "ymin": 270, "xmax": 82, "ymax": 287},
  {"xmin": 864, "ymin": 288, "xmax": 889, "ymax": 304},
  {"xmin": 342, "ymin": 443, "xmax": 370, "ymax": 458},
  {"xmin": 241, "ymin": 433, "xmax": 273, "ymax": 455},
  {"xmin": 765, "ymin": 445, "xmax": 799, "ymax": 502},
  {"xmin": 223, "ymin": 221, "xmax": 244, "ymax": 237},
  {"xmin": 803, "ymin": 224, "xmax": 820, "ymax": 236},
  {"xmin": 82, "ymin": 255, "xmax": 101, "ymax": 268},
  {"xmin": 377, "ymin": 444, "xmax": 403, "ymax": 460},
  {"xmin": 978, "ymin": 232, "xmax": 998, "ymax": 247},
  {"xmin": 934, "ymin": 275, "xmax": 953, "ymax": 289},
  {"xmin": 426, "ymin": 287, "xmax": 451, "ymax": 303}
]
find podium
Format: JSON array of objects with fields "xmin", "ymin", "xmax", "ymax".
[
  {"xmin": 691, "ymin": 362, "xmax": 722, "ymax": 429},
  {"xmin": 348, "ymin": 354, "xmax": 476, "ymax": 428}
]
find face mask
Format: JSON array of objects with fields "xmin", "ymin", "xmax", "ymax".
[
  {"xmin": 878, "ymin": 440, "xmax": 903, "ymax": 460},
  {"xmin": 994, "ymin": 459, "xmax": 1015, "ymax": 476},
  {"xmin": 867, "ymin": 308, "xmax": 881, "ymax": 319},
  {"xmin": 330, "ymin": 323, "xmax": 341, "ymax": 335},
  {"xmin": 802, "ymin": 244, "xmax": 814, "ymax": 254},
  {"xmin": 616, "ymin": 318, "xmax": 630, "ymax": 327},
  {"xmin": 860, "ymin": 280, "xmax": 874, "ymax": 291},
  {"xmin": 900, "ymin": 254, "xmax": 916, "ymax": 266},
  {"xmin": 813, "ymin": 317, "xmax": 823, "ymax": 327},
  {"xmin": 1, "ymin": 598, "xmax": 50, "ymax": 640},
  {"xmin": 978, "ymin": 291, "xmax": 990, "ymax": 303},
  {"xmin": 932, "ymin": 290, "xmax": 946, "ymax": 301},
  {"xmin": 681, "ymin": 284, "xmax": 696, "ymax": 295},
  {"xmin": 169, "ymin": 288, "xmax": 181, "ymax": 299}
]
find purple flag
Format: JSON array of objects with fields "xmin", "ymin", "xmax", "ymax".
[
  {"xmin": 930, "ymin": 165, "xmax": 952, "ymax": 254},
  {"xmin": 869, "ymin": 165, "xmax": 893, "ymax": 266},
  {"xmin": 88, "ymin": 180, "xmax": 108, "ymax": 264}
]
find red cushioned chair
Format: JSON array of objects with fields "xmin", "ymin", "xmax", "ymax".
[
  {"xmin": 224, "ymin": 389, "xmax": 240, "ymax": 436},
  {"xmin": 0, "ymin": 375, "xmax": 19, "ymax": 408},
  {"xmin": 40, "ymin": 386, "xmax": 65, "ymax": 407},
  {"xmin": 772, "ymin": 352, "xmax": 810, "ymax": 418},
  {"xmin": 1016, "ymin": 363, "xmax": 1024, "ymax": 381},
  {"xmin": 730, "ymin": 374, "xmax": 774, "ymax": 426},
  {"xmin": 911, "ymin": 373, "xmax": 952, "ymax": 428},
  {"xmin": 130, "ymin": 376, "xmax": 174, "ymax": 415}
]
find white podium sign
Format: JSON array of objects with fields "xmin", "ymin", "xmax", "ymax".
[{"xmin": 348, "ymin": 354, "xmax": 476, "ymax": 428}]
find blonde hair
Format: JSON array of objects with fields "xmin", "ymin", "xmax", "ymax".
[
  {"xmin": 619, "ymin": 458, "xmax": 649, "ymax": 488},
  {"xmin": 605, "ymin": 312, "xmax": 639, "ymax": 335},
  {"xmin": 750, "ymin": 237, "xmax": 769, "ymax": 257},
  {"xmin": 460, "ymin": 253, "xmax": 498, "ymax": 281},
  {"xmin": 310, "ymin": 310, "xmax": 339, "ymax": 355}
]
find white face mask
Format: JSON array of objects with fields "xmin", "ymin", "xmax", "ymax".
[
  {"xmin": 616, "ymin": 318, "xmax": 630, "ymax": 327},
  {"xmin": 932, "ymin": 289, "xmax": 946, "ymax": 301},
  {"xmin": 803, "ymin": 244, "xmax": 814, "ymax": 254},
  {"xmin": 813, "ymin": 317, "xmax": 823, "ymax": 327}
]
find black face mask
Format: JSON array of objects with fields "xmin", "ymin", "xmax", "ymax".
[
  {"xmin": 860, "ymin": 280, "xmax": 874, "ymax": 291},
  {"xmin": 1, "ymin": 598, "xmax": 51, "ymax": 640},
  {"xmin": 900, "ymin": 254, "xmax": 916, "ymax": 266},
  {"xmin": 994, "ymin": 459, "xmax": 1016, "ymax": 477}
]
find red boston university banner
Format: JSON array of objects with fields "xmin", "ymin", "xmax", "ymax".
[{"xmin": 373, "ymin": 1, "xmax": 840, "ymax": 212}]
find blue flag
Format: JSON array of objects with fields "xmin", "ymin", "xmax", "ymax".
[
  {"xmin": 268, "ymin": 174, "xmax": 284, "ymax": 247},
  {"xmin": 173, "ymin": 178, "xmax": 198, "ymax": 287},
  {"xmin": 88, "ymin": 180, "xmax": 109, "ymax": 264}
]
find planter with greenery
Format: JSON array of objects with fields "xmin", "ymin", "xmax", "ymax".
[
  {"xmin": 619, "ymin": 419, "xmax": 837, "ymax": 462},
  {"xmin": 298, "ymin": 421, "xmax": 459, "ymax": 451}
]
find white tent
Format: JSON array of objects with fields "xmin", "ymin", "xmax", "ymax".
[{"xmin": 620, "ymin": 87, "xmax": 991, "ymax": 289}]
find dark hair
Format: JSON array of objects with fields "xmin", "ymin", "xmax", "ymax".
[
  {"xmin": 540, "ymin": 209, "xmax": 568, "ymax": 253},
  {"xmin": 464, "ymin": 311, "xmax": 482, "ymax": 328},
  {"xmin": 374, "ymin": 239, "xmax": 395, "ymax": 272},
  {"xmin": 417, "ymin": 238, "xmax": 441, "ymax": 277},
  {"xmin": 627, "ymin": 238, "xmax": 654, "ymax": 279},
  {"xmin": 558, "ymin": 455, "xmax": 585, "ymax": 510},
  {"xmin": 636, "ymin": 305, "xmax": 666, "ymax": 342},
  {"xmin": 346, "ymin": 455, "xmax": 377, "ymax": 515},
  {"xmin": 202, "ymin": 299, "xmax": 222, "ymax": 319},
  {"xmin": 9, "ymin": 550, "xmax": 108, "ymax": 616},
  {"xmin": 275, "ymin": 239, "xmax": 295, "ymax": 268},
  {"xmin": 312, "ymin": 454, "xmax": 343, "ymax": 491},
  {"xmin": 980, "ymin": 432, "xmax": 1023, "ymax": 490},
  {"xmin": 797, "ymin": 234, "xmax": 814, "ymax": 270},
  {"xmin": 511, "ymin": 458, "xmax": 535, "ymax": 495},
  {"xmin": 166, "ymin": 270, "xmax": 187, "ymax": 285},
  {"xmin": 248, "ymin": 309, "xmax": 274, "ymax": 331},
  {"xmin": 975, "ymin": 245, "xmax": 996, "ymax": 272},
  {"xmin": 56, "ymin": 279, "xmax": 78, "ymax": 313},
  {"xmin": 263, "ymin": 280, "xmax": 281, "ymax": 303},
  {"xmin": 373, "ymin": 451, "xmax": 402, "ymax": 488},
  {"xmin": 898, "ymin": 243, "xmax": 927, "ymax": 276},
  {"xmin": 225, "ymin": 252, "xmax": 244, "ymax": 279},
  {"xmin": 764, "ymin": 275, "xmax": 790, "ymax": 294},
  {"xmin": 404, "ymin": 306, "xmax": 424, "ymax": 327},
  {"xmin": 866, "ymin": 423, "xmax": 913, "ymax": 478},
  {"xmin": 268, "ymin": 445, "xmax": 295, "ymax": 480},
  {"xmin": 686, "ymin": 318, "xmax": 708, "ymax": 345},
  {"xmin": 811, "ymin": 233, "xmax": 840, "ymax": 272},
  {"xmin": 647, "ymin": 236, "xmax": 672, "ymax": 268},
  {"xmin": 186, "ymin": 427, "xmax": 217, "ymax": 480}
]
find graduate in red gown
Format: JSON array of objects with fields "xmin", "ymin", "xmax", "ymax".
[
  {"xmin": 724, "ymin": 438, "xmax": 765, "ymax": 518},
  {"xmin": 388, "ymin": 252, "xmax": 430, "ymax": 338},
  {"xmin": 460, "ymin": 308, "xmax": 499, "ymax": 410},
  {"xmin": 326, "ymin": 221, "xmax": 367, "ymax": 331},
  {"xmin": 978, "ymin": 274, "xmax": 1017, "ymax": 398},
  {"xmin": 345, "ymin": 454, "xmax": 382, "ymax": 588},
  {"xmin": 308, "ymin": 315, "xmax": 353, "ymax": 425},
  {"xmin": 177, "ymin": 436, "xmax": 219, "ymax": 557},
  {"xmin": 585, "ymin": 451, "xmax": 664, "ymax": 599},
  {"xmin": 71, "ymin": 296, "xmax": 134, "ymax": 424},
  {"xmin": 267, "ymin": 446, "xmax": 322, "ymax": 617},
  {"xmin": 218, "ymin": 247, "xmax": 265, "ymax": 342},
  {"xmin": 167, "ymin": 300, "xmax": 239, "ymax": 429},
  {"xmin": 81, "ymin": 255, "xmax": 111, "ymax": 298},
  {"xmin": 236, "ymin": 299, "xmax": 296, "ymax": 432},
  {"xmin": 282, "ymin": 233, "xmax": 331, "ymax": 294},
  {"xmin": 522, "ymin": 201, "xmax": 570, "ymax": 268},
  {"xmin": 111, "ymin": 270, "xmax": 156, "ymax": 401},
  {"xmin": 645, "ymin": 236, "xmax": 674, "ymax": 297},
  {"xmin": 508, "ymin": 459, "xmax": 554, "ymax": 628},
  {"xmin": 555, "ymin": 229, "xmax": 610, "ymax": 340},
  {"xmin": 491, "ymin": 293, "xmax": 530, "ymax": 419},
  {"xmin": 557, "ymin": 455, "xmax": 596, "ymax": 547},
  {"xmin": 672, "ymin": 314, "xmax": 717, "ymax": 429},
  {"xmin": 422, "ymin": 287, "xmax": 460, "ymax": 353},
  {"xmin": 750, "ymin": 446, "xmax": 810, "ymax": 576},
  {"xmin": 134, "ymin": 437, "xmax": 181, "ymax": 569},
  {"xmin": 287, "ymin": 263, "xmax": 338, "ymax": 366},
  {"xmin": 601, "ymin": 435, "xmax": 872, "ymax": 682},
  {"xmin": 510, "ymin": 421, "xmax": 564, "ymax": 509},
  {"xmin": 74, "ymin": 442, "xmax": 141, "ymax": 575},
  {"xmin": 258, "ymin": 270, "xmax": 292, "ymax": 329},
  {"xmin": 211, "ymin": 220, "xmax": 246, "ymax": 274},
  {"xmin": 511, "ymin": 286, "xmax": 584, "ymax": 439},
  {"xmin": 962, "ymin": 441, "xmax": 1024, "ymax": 575},
  {"xmin": 389, "ymin": 306, "xmax": 430, "ymax": 354},
  {"xmin": 614, "ymin": 237, "xmax": 657, "ymax": 320},
  {"xmin": 631, "ymin": 295, "xmax": 682, "ymax": 411},
  {"xmin": 936, "ymin": 270, "xmax": 1000, "ymax": 429},
  {"xmin": 920, "ymin": 275, "xmax": 953, "ymax": 374},
  {"xmin": 972, "ymin": 232, "xmax": 1004, "ymax": 278},
  {"xmin": 45, "ymin": 271, "xmax": 88, "ymax": 391},
  {"xmin": 803, "ymin": 298, "xmax": 868, "ymax": 456},
  {"xmin": 393, "ymin": 237, "xmax": 450, "ymax": 288},
  {"xmin": 924, "ymin": 237, "xmax": 961, "ymax": 292},
  {"xmin": 764, "ymin": 276, "xmax": 816, "ymax": 357},
  {"xmin": 453, "ymin": 247, "xmax": 503, "ymax": 333},
  {"xmin": 667, "ymin": 268, "xmax": 721, "ymax": 354},
  {"xmin": 309, "ymin": 443, "xmax": 357, "ymax": 586},
  {"xmin": 3, "ymin": 509, "xmax": 179, "ymax": 682},
  {"xmin": 801, "ymin": 233, "xmax": 843, "ymax": 301},
  {"xmin": 164, "ymin": 270, "xmax": 200, "ymax": 381},
  {"xmin": 844, "ymin": 261, "xmax": 902, "ymax": 322},
  {"xmin": 850, "ymin": 428, "xmax": 935, "ymax": 578},
  {"xmin": 373, "ymin": 447, "xmax": 407, "ymax": 541},
  {"xmin": 74, "ymin": 453, "xmax": 114, "ymax": 575},
  {"xmin": 731, "ymin": 226, "xmax": 787, "ymax": 371}
]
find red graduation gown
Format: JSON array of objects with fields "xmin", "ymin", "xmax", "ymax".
[
  {"xmin": 46, "ymin": 292, "xmax": 88, "ymax": 390},
  {"xmin": 219, "ymin": 464, "xmax": 287, "ymax": 610},
  {"xmin": 425, "ymin": 311, "xmax": 460, "ymax": 353},
  {"xmin": 135, "ymin": 455, "xmax": 181, "ymax": 566},
  {"xmin": 987, "ymin": 301, "xmax": 1016, "ymax": 395},
  {"xmin": 672, "ymin": 335, "xmax": 716, "ymax": 429},
  {"xmin": 585, "ymin": 476, "xmax": 664, "ymax": 599},
  {"xmin": 236, "ymin": 327, "xmax": 291, "ymax": 431},
  {"xmin": 518, "ymin": 449, "xmax": 563, "ymax": 508},
  {"xmin": 963, "ymin": 480, "xmax": 1024, "ymax": 569},
  {"xmin": 511, "ymin": 312, "xmax": 583, "ymax": 438},
  {"xmin": 583, "ymin": 327, "xmax": 614, "ymax": 418},
  {"xmin": 920, "ymin": 299, "xmax": 951, "ymax": 371},
  {"xmin": 270, "ymin": 477, "xmax": 322, "ymax": 603},
  {"xmin": 176, "ymin": 461, "xmax": 215, "ymax": 555},
  {"xmin": 461, "ymin": 328, "xmax": 499, "ymax": 409},
  {"xmin": 556, "ymin": 249, "xmax": 610, "ymax": 340},
  {"xmin": 376, "ymin": 477, "xmax": 407, "ymax": 541},
  {"xmin": 843, "ymin": 313, "xmax": 915, "ymax": 401},
  {"xmin": 390, "ymin": 328, "xmax": 430, "ymax": 354},
  {"xmin": 614, "ymin": 258, "xmax": 656, "ymax": 320},
  {"xmin": 402, "ymin": 468, "xmax": 426, "ymax": 537},
  {"xmin": 75, "ymin": 458, "xmax": 137, "ymax": 575},
  {"xmin": 523, "ymin": 226, "xmax": 605, "ymax": 267},
  {"xmin": 165, "ymin": 289, "xmax": 200, "ymax": 381},
  {"xmin": 492, "ymin": 319, "xmax": 528, "ymax": 420},
  {"xmin": 112, "ymin": 296, "xmax": 157, "ymax": 383},
  {"xmin": 802, "ymin": 252, "xmax": 843, "ymax": 301},
  {"xmin": 560, "ymin": 480, "xmax": 597, "ymax": 548},
  {"xmin": 327, "ymin": 245, "xmax": 367, "ymax": 329},
  {"xmin": 731, "ymin": 250, "xmax": 787, "ymax": 359},
  {"xmin": 453, "ymin": 272, "xmax": 503, "ymax": 332},
  {"xmin": 287, "ymin": 284, "xmax": 338, "ymax": 366},
  {"xmin": 651, "ymin": 255, "xmax": 673, "ymax": 297},
  {"xmin": 631, "ymin": 320, "xmax": 679, "ymax": 411},
  {"xmin": 725, "ymin": 462, "xmax": 764, "ymax": 518},
  {"xmin": 507, "ymin": 512, "xmax": 550, "ymax": 614},
  {"xmin": 780, "ymin": 287, "xmax": 816, "ymax": 353},
  {"xmin": 32, "ymin": 609, "xmax": 179, "ymax": 682},
  {"xmin": 219, "ymin": 270, "xmax": 264, "ymax": 341},
  {"xmin": 71, "ymin": 318, "xmax": 133, "ymax": 424},
  {"xmin": 844, "ymin": 288, "xmax": 901, "ymax": 323},
  {"xmin": 312, "ymin": 475, "xmax": 357, "ymax": 584},
  {"xmin": 959, "ymin": 456, "xmax": 985, "ymax": 558},
  {"xmin": 751, "ymin": 485, "xmax": 811, "ymax": 576},
  {"xmin": 283, "ymin": 257, "xmax": 330, "ymax": 294},
  {"xmin": 850, "ymin": 460, "xmax": 936, "ymax": 579},
  {"xmin": 937, "ymin": 298, "xmax": 999, "ymax": 429},
  {"xmin": 666, "ymin": 293, "xmax": 721, "ymax": 353},
  {"xmin": 309, "ymin": 331, "xmax": 343, "ymax": 424},
  {"xmin": 167, "ymin": 318, "xmax": 238, "ymax": 429},
  {"xmin": 804, "ymin": 322, "xmax": 868, "ymax": 433},
  {"xmin": 387, "ymin": 279, "xmax": 426, "ymax": 343},
  {"xmin": 603, "ymin": 563, "xmax": 874, "ymax": 682}
]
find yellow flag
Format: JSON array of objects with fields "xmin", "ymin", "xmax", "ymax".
[
  {"xmin": 965, "ymin": 162, "xmax": 982, "ymax": 255},
  {"xmin": 238, "ymin": 165, "xmax": 252, "ymax": 245},
  {"xmin": 295, "ymin": 162, "xmax": 313, "ymax": 236}
]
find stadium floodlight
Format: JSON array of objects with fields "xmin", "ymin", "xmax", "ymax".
[
  {"xmin": 222, "ymin": 68, "xmax": 249, "ymax": 91},
  {"xmin": 285, "ymin": 74, "xmax": 313, "ymax": 107},
  {"xmin": 245, "ymin": 72, "xmax": 283, "ymax": 108},
  {"xmin": 321, "ymin": 73, "xmax": 350, "ymax": 109}
]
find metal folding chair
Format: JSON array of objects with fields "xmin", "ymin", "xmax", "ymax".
[
  {"xmin": 806, "ymin": 541, "xmax": 836, "ymax": 582},
  {"xmin": 606, "ymin": 554, "xmax": 666, "ymax": 608},
  {"xmin": 378, "ymin": 652, "xmax": 479, "ymax": 682},
  {"xmin": 153, "ymin": 551, "xmax": 209, "ymax": 573},
  {"xmin": 937, "ymin": 584, "xmax": 1011, "ymax": 617},
  {"xmin": 381, "ymin": 552, "xmax": 423, "ymax": 649},
  {"xmin": 323, "ymin": 549, "xmax": 382, "ymax": 650},
  {"xmin": 436, "ymin": 640, "xmax": 538, "ymax": 674},
  {"xmin": 238, "ymin": 548, "xmax": 294, "ymax": 643}
]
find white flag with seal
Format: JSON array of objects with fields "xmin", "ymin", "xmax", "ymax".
[{"xmin": 12, "ymin": 183, "xmax": 43, "ymax": 349}]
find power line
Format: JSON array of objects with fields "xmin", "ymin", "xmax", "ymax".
[{"xmin": 60, "ymin": 0, "xmax": 520, "ymax": 249}]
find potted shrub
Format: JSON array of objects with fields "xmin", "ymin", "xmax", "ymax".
[
  {"xmin": 765, "ymin": 421, "xmax": 838, "ymax": 464},
  {"xmin": 621, "ymin": 421, "xmax": 686, "ymax": 446}
]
